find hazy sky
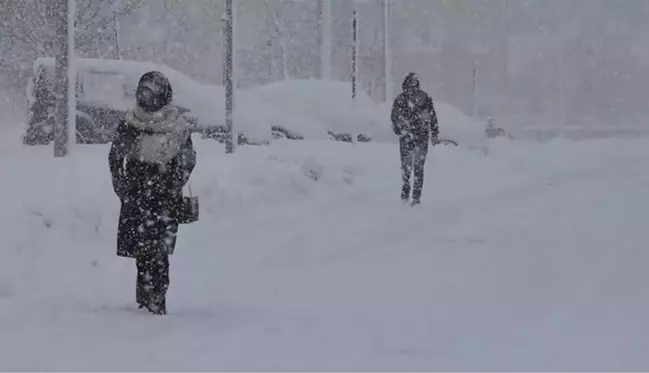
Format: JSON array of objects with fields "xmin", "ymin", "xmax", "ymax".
[{"xmin": 2, "ymin": 0, "xmax": 649, "ymax": 129}]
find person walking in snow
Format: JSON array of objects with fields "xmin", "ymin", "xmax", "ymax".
[
  {"xmin": 390, "ymin": 72, "xmax": 439, "ymax": 205},
  {"xmin": 108, "ymin": 71, "xmax": 197, "ymax": 315}
]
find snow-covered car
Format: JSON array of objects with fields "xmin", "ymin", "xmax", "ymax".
[
  {"xmin": 366, "ymin": 100, "xmax": 491, "ymax": 147},
  {"xmin": 250, "ymin": 80, "xmax": 379, "ymax": 143},
  {"xmin": 433, "ymin": 101, "xmax": 492, "ymax": 146},
  {"xmin": 250, "ymin": 79, "xmax": 497, "ymax": 147},
  {"xmin": 23, "ymin": 57, "xmax": 271, "ymax": 145}
]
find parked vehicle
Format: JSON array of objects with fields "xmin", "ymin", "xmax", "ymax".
[
  {"xmin": 23, "ymin": 57, "xmax": 270, "ymax": 146},
  {"xmin": 251, "ymin": 80, "xmax": 489, "ymax": 146},
  {"xmin": 24, "ymin": 60, "xmax": 125, "ymax": 145},
  {"xmin": 23, "ymin": 58, "xmax": 500, "ymax": 148},
  {"xmin": 251, "ymin": 80, "xmax": 379, "ymax": 143}
]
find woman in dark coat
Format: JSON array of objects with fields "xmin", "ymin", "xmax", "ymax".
[{"xmin": 108, "ymin": 71, "xmax": 196, "ymax": 315}]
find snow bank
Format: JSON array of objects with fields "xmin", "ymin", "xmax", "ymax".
[
  {"xmin": 27, "ymin": 59, "xmax": 486, "ymax": 146},
  {"xmin": 252, "ymin": 79, "xmax": 377, "ymax": 140},
  {"xmin": 371, "ymin": 100, "xmax": 488, "ymax": 145},
  {"xmin": 0, "ymin": 139, "xmax": 377, "ymax": 309},
  {"xmin": 0, "ymin": 139, "xmax": 369, "ymax": 250},
  {"xmin": 250, "ymin": 79, "xmax": 488, "ymax": 146},
  {"xmin": 0, "ymin": 91, "xmax": 27, "ymax": 155},
  {"xmin": 1, "ymin": 136, "xmax": 645, "ymax": 253},
  {"xmin": 189, "ymin": 140, "xmax": 374, "ymax": 219},
  {"xmin": 0, "ymin": 91, "xmax": 25, "ymax": 124},
  {"xmin": 435, "ymin": 101, "xmax": 489, "ymax": 145}
]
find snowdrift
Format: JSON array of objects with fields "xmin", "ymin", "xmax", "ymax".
[
  {"xmin": 6, "ymin": 128, "xmax": 640, "ymax": 247},
  {"xmin": 250, "ymin": 79, "xmax": 489, "ymax": 146},
  {"xmin": 1, "ymin": 136, "xmax": 644, "ymax": 259},
  {"xmin": 26, "ymin": 57, "xmax": 488, "ymax": 146},
  {"xmin": 371, "ymin": 100, "xmax": 488, "ymax": 145},
  {"xmin": 0, "ymin": 92, "xmax": 27, "ymax": 156},
  {"xmin": 251, "ymin": 79, "xmax": 377, "ymax": 140}
]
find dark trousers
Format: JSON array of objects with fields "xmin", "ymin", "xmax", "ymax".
[
  {"xmin": 136, "ymin": 253, "xmax": 170, "ymax": 314},
  {"xmin": 400, "ymin": 136, "xmax": 428, "ymax": 203}
]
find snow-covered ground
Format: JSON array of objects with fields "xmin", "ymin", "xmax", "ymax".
[{"xmin": 1, "ymin": 134, "xmax": 649, "ymax": 370}]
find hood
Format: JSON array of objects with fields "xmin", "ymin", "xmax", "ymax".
[{"xmin": 402, "ymin": 72, "xmax": 420, "ymax": 91}]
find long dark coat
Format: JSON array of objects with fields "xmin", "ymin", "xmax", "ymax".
[{"xmin": 108, "ymin": 121, "xmax": 196, "ymax": 258}]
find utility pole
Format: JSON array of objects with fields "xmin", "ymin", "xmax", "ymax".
[
  {"xmin": 54, "ymin": 0, "xmax": 75, "ymax": 157},
  {"xmin": 351, "ymin": 5, "xmax": 359, "ymax": 145},
  {"xmin": 502, "ymin": 0, "xmax": 509, "ymax": 126},
  {"xmin": 382, "ymin": 0, "xmax": 392, "ymax": 102},
  {"xmin": 351, "ymin": 8, "xmax": 358, "ymax": 102},
  {"xmin": 472, "ymin": 57, "xmax": 478, "ymax": 117},
  {"xmin": 268, "ymin": 0, "xmax": 290, "ymax": 81},
  {"xmin": 224, "ymin": 0, "xmax": 235, "ymax": 153},
  {"xmin": 109, "ymin": 0, "xmax": 122, "ymax": 59},
  {"xmin": 318, "ymin": 0, "xmax": 332, "ymax": 79}
]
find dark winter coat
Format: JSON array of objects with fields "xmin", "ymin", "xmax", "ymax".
[
  {"xmin": 108, "ymin": 105, "xmax": 196, "ymax": 258},
  {"xmin": 391, "ymin": 87, "xmax": 439, "ymax": 144}
]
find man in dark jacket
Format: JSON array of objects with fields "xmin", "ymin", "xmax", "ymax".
[
  {"xmin": 391, "ymin": 72, "xmax": 439, "ymax": 205},
  {"xmin": 108, "ymin": 71, "xmax": 196, "ymax": 315}
]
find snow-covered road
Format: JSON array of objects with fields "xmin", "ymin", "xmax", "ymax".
[{"xmin": 1, "ymin": 138, "xmax": 648, "ymax": 370}]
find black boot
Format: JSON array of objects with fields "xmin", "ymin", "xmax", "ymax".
[
  {"xmin": 145, "ymin": 293, "xmax": 167, "ymax": 315},
  {"xmin": 401, "ymin": 184, "xmax": 410, "ymax": 203},
  {"xmin": 411, "ymin": 186, "xmax": 422, "ymax": 206}
]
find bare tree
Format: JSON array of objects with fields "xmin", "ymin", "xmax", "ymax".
[{"xmin": 1, "ymin": 1, "xmax": 59, "ymax": 58}]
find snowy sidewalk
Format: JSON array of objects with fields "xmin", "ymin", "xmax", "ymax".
[{"xmin": 1, "ymin": 139, "xmax": 649, "ymax": 370}]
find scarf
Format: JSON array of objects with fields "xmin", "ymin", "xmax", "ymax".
[{"xmin": 124, "ymin": 104, "xmax": 191, "ymax": 165}]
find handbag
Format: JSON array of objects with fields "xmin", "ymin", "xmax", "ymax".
[{"xmin": 176, "ymin": 183, "xmax": 199, "ymax": 224}]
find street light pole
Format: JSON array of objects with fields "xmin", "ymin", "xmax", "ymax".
[
  {"xmin": 350, "ymin": 3, "xmax": 361, "ymax": 145},
  {"xmin": 503, "ymin": 0, "xmax": 509, "ymax": 125},
  {"xmin": 54, "ymin": 0, "xmax": 75, "ymax": 157},
  {"xmin": 318, "ymin": 0, "xmax": 332, "ymax": 79},
  {"xmin": 383, "ymin": 0, "xmax": 392, "ymax": 102},
  {"xmin": 224, "ymin": 0, "xmax": 235, "ymax": 153},
  {"xmin": 351, "ymin": 7, "xmax": 358, "ymax": 102}
]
